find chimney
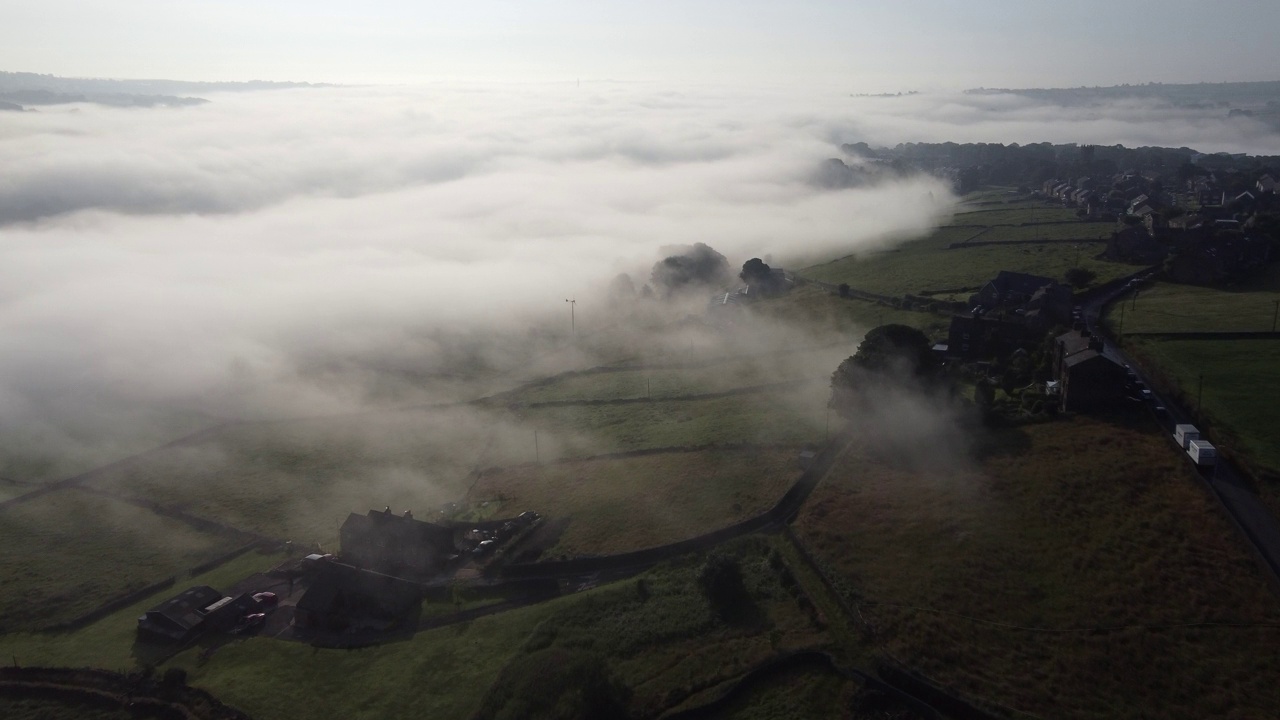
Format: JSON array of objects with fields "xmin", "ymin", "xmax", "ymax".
[
  {"xmin": 403, "ymin": 509, "xmax": 413, "ymax": 519},
  {"xmin": 383, "ymin": 506, "xmax": 391, "ymax": 514},
  {"xmin": 1090, "ymin": 337, "xmax": 1104, "ymax": 353}
]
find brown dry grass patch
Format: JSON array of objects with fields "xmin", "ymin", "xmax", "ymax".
[
  {"xmin": 797, "ymin": 413, "xmax": 1280, "ymax": 719},
  {"xmin": 471, "ymin": 447, "xmax": 801, "ymax": 556}
]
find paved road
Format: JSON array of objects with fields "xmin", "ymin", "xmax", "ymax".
[{"xmin": 1083, "ymin": 282, "xmax": 1280, "ymax": 591}]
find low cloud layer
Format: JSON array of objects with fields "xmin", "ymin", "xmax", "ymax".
[{"xmin": 2, "ymin": 82, "xmax": 1277, "ymax": 474}]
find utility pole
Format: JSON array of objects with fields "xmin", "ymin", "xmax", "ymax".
[
  {"xmin": 534, "ymin": 430, "xmax": 540, "ymax": 464},
  {"xmin": 1272, "ymin": 300, "xmax": 1278, "ymax": 333},
  {"xmin": 565, "ymin": 298, "xmax": 576, "ymax": 336}
]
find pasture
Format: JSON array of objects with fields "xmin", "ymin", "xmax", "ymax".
[
  {"xmin": 470, "ymin": 447, "xmax": 800, "ymax": 556},
  {"xmin": 0, "ymin": 489, "xmax": 235, "ymax": 633},
  {"xmin": 803, "ymin": 230, "xmax": 1122, "ymax": 297},
  {"xmin": 1103, "ymin": 270, "xmax": 1280, "ymax": 334},
  {"xmin": 0, "ymin": 549, "xmax": 283, "ymax": 668},
  {"xmin": 1123, "ymin": 337, "xmax": 1280, "ymax": 477}
]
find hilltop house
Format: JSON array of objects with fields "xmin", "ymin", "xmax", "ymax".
[
  {"xmin": 340, "ymin": 508, "xmax": 458, "ymax": 578},
  {"xmin": 137, "ymin": 586, "xmax": 223, "ymax": 644},
  {"xmin": 1053, "ymin": 329, "xmax": 1126, "ymax": 412},
  {"xmin": 969, "ymin": 271, "xmax": 1060, "ymax": 310},
  {"xmin": 946, "ymin": 314, "xmax": 1039, "ymax": 361}
]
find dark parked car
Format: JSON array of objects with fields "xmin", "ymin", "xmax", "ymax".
[{"xmin": 233, "ymin": 613, "xmax": 267, "ymax": 635}]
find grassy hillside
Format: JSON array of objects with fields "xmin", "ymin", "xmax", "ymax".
[
  {"xmin": 161, "ymin": 539, "xmax": 827, "ymax": 720},
  {"xmin": 1103, "ymin": 268, "xmax": 1280, "ymax": 334},
  {"xmin": 795, "ymin": 413, "xmax": 1280, "ymax": 719},
  {"xmin": 0, "ymin": 549, "xmax": 282, "ymax": 668},
  {"xmin": 1124, "ymin": 337, "xmax": 1280, "ymax": 478},
  {"xmin": 0, "ymin": 490, "xmax": 235, "ymax": 632},
  {"xmin": 802, "ymin": 230, "xmax": 1124, "ymax": 298},
  {"xmin": 801, "ymin": 192, "xmax": 1131, "ymax": 298},
  {"xmin": 1101, "ymin": 265, "xmax": 1280, "ymax": 483},
  {"xmin": 747, "ymin": 285, "xmax": 950, "ymax": 338},
  {"xmin": 471, "ymin": 448, "xmax": 800, "ymax": 556}
]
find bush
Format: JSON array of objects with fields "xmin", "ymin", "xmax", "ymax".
[
  {"xmin": 697, "ymin": 553, "xmax": 749, "ymax": 618},
  {"xmin": 474, "ymin": 648, "xmax": 631, "ymax": 720}
]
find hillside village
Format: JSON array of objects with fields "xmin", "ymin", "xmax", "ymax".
[{"xmin": 5, "ymin": 138, "xmax": 1280, "ymax": 720}]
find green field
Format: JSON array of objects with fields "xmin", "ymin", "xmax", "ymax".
[
  {"xmin": 796, "ymin": 414, "xmax": 1280, "ymax": 719},
  {"xmin": 82, "ymin": 407, "xmax": 533, "ymax": 546},
  {"xmin": 1104, "ymin": 272, "xmax": 1280, "ymax": 334},
  {"xmin": 1124, "ymin": 337, "xmax": 1280, "ymax": 477},
  {"xmin": 0, "ymin": 697, "xmax": 140, "ymax": 720},
  {"xmin": 0, "ymin": 549, "xmax": 283, "ymax": 669},
  {"xmin": 140, "ymin": 540, "xmax": 823, "ymax": 720},
  {"xmin": 804, "ymin": 230, "xmax": 1123, "ymax": 298},
  {"xmin": 0, "ymin": 490, "xmax": 235, "ymax": 633},
  {"xmin": 515, "ymin": 387, "xmax": 829, "ymax": 459},
  {"xmin": 1100, "ymin": 265, "xmax": 1280, "ymax": 480},
  {"xmin": 974, "ymin": 221, "xmax": 1113, "ymax": 242},
  {"xmin": 501, "ymin": 346, "xmax": 849, "ymax": 405},
  {"xmin": 472, "ymin": 448, "xmax": 800, "ymax": 556},
  {"xmin": 952, "ymin": 205, "xmax": 1084, "ymax": 225},
  {"xmin": 747, "ymin": 285, "xmax": 950, "ymax": 338},
  {"xmin": 709, "ymin": 664, "xmax": 855, "ymax": 719}
]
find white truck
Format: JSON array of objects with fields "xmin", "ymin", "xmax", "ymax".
[
  {"xmin": 1173, "ymin": 424, "xmax": 1200, "ymax": 450},
  {"xmin": 1187, "ymin": 439, "xmax": 1217, "ymax": 467}
]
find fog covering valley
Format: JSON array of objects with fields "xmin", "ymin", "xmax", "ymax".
[{"xmin": 2, "ymin": 79, "xmax": 1280, "ymax": 521}]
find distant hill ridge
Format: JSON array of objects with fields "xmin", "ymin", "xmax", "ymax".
[
  {"xmin": 0, "ymin": 71, "xmax": 336, "ymax": 109},
  {"xmin": 966, "ymin": 80, "xmax": 1280, "ymax": 108}
]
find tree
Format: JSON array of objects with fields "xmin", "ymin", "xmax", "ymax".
[
  {"xmin": 650, "ymin": 243, "xmax": 731, "ymax": 297},
  {"xmin": 830, "ymin": 324, "xmax": 938, "ymax": 418},
  {"xmin": 848, "ymin": 324, "xmax": 936, "ymax": 376},
  {"xmin": 1064, "ymin": 267, "xmax": 1096, "ymax": 288},
  {"xmin": 837, "ymin": 282, "xmax": 851, "ymax": 298},
  {"xmin": 698, "ymin": 553, "xmax": 748, "ymax": 618}
]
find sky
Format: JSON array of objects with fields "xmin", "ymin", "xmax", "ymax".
[{"xmin": 3, "ymin": 0, "xmax": 1279, "ymax": 89}]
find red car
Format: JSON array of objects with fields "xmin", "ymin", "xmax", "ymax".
[{"xmin": 253, "ymin": 592, "xmax": 279, "ymax": 609}]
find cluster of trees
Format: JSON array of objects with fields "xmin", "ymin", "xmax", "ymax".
[
  {"xmin": 829, "ymin": 324, "xmax": 939, "ymax": 418},
  {"xmin": 609, "ymin": 244, "xmax": 789, "ymax": 304}
]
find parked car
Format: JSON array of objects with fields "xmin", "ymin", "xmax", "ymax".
[
  {"xmin": 253, "ymin": 592, "xmax": 279, "ymax": 609},
  {"xmin": 233, "ymin": 613, "xmax": 267, "ymax": 635}
]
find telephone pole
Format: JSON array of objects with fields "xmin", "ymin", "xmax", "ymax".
[{"xmin": 565, "ymin": 298, "xmax": 576, "ymax": 336}]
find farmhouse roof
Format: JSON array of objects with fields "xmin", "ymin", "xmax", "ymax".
[
  {"xmin": 137, "ymin": 585, "xmax": 223, "ymax": 641},
  {"xmin": 1063, "ymin": 349, "xmax": 1122, "ymax": 372},
  {"xmin": 145, "ymin": 586, "xmax": 221, "ymax": 627},
  {"xmin": 1056, "ymin": 330, "xmax": 1093, "ymax": 359},
  {"xmin": 991, "ymin": 270, "xmax": 1056, "ymax": 298}
]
